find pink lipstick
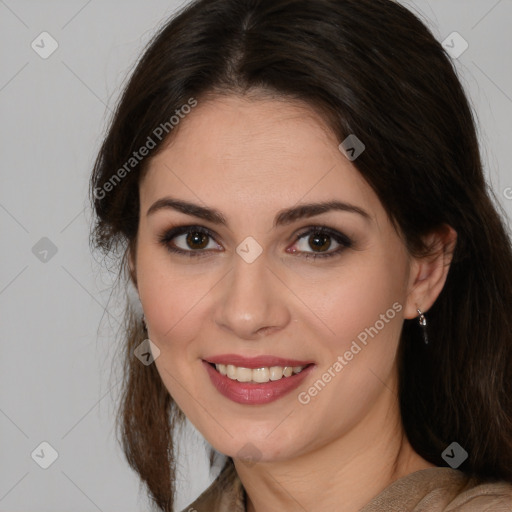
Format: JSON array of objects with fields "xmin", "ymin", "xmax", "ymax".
[{"xmin": 203, "ymin": 354, "xmax": 314, "ymax": 405}]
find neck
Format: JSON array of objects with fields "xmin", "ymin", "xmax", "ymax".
[{"xmin": 234, "ymin": 380, "xmax": 435, "ymax": 512}]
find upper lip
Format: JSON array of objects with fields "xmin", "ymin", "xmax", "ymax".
[{"xmin": 204, "ymin": 354, "xmax": 314, "ymax": 369}]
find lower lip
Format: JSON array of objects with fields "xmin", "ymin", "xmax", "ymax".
[{"xmin": 203, "ymin": 361, "xmax": 314, "ymax": 405}]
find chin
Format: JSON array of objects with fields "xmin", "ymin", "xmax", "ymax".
[{"xmin": 203, "ymin": 424, "xmax": 305, "ymax": 465}]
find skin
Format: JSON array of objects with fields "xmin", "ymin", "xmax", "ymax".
[{"xmin": 129, "ymin": 94, "xmax": 457, "ymax": 512}]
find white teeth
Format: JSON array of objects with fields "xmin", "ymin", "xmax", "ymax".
[
  {"xmin": 214, "ymin": 363, "xmax": 305, "ymax": 383},
  {"xmin": 236, "ymin": 367, "xmax": 253, "ymax": 382},
  {"xmin": 252, "ymin": 367, "xmax": 270, "ymax": 383},
  {"xmin": 269, "ymin": 366, "xmax": 283, "ymax": 381},
  {"xmin": 227, "ymin": 364, "xmax": 237, "ymax": 379}
]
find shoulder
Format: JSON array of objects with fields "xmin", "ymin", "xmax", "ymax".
[
  {"xmin": 179, "ymin": 460, "xmax": 245, "ymax": 512},
  {"xmin": 361, "ymin": 467, "xmax": 512, "ymax": 512},
  {"xmin": 445, "ymin": 476, "xmax": 512, "ymax": 511},
  {"xmin": 179, "ymin": 463, "xmax": 512, "ymax": 512}
]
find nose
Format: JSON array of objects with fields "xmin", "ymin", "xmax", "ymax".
[{"xmin": 213, "ymin": 250, "xmax": 292, "ymax": 340}]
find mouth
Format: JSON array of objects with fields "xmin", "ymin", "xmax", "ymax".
[
  {"xmin": 208, "ymin": 362, "xmax": 310, "ymax": 383},
  {"xmin": 202, "ymin": 355, "xmax": 315, "ymax": 405}
]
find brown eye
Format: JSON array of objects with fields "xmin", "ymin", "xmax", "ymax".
[
  {"xmin": 289, "ymin": 226, "xmax": 353, "ymax": 260},
  {"xmin": 308, "ymin": 232, "xmax": 332, "ymax": 252},
  {"xmin": 186, "ymin": 231, "xmax": 210, "ymax": 250},
  {"xmin": 158, "ymin": 225, "xmax": 222, "ymax": 258}
]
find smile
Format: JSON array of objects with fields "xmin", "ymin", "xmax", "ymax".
[
  {"xmin": 203, "ymin": 355, "xmax": 315, "ymax": 405},
  {"xmin": 214, "ymin": 363, "xmax": 305, "ymax": 383}
]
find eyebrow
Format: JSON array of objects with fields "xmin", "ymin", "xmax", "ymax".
[{"xmin": 146, "ymin": 197, "xmax": 372, "ymax": 227}]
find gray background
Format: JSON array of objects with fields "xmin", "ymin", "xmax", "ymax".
[{"xmin": 1, "ymin": 1, "xmax": 511, "ymax": 511}]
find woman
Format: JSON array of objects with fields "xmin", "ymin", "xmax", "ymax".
[{"xmin": 89, "ymin": 0, "xmax": 512, "ymax": 510}]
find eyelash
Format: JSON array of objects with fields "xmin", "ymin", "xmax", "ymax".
[{"xmin": 157, "ymin": 225, "xmax": 353, "ymax": 260}]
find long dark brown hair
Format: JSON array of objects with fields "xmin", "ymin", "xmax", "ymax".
[{"xmin": 89, "ymin": 0, "xmax": 512, "ymax": 509}]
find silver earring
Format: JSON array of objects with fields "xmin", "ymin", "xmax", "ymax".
[{"xmin": 417, "ymin": 309, "xmax": 429, "ymax": 345}]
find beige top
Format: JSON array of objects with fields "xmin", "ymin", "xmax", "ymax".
[{"xmin": 181, "ymin": 461, "xmax": 512, "ymax": 511}]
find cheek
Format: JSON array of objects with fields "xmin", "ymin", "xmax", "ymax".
[
  {"xmin": 138, "ymin": 262, "xmax": 212, "ymax": 421},
  {"xmin": 136, "ymin": 243, "xmax": 208, "ymax": 355},
  {"xmin": 306, "ymin": 254, "xmax": 406, "ymax": 352},
  {"xmin": 292, "ymin": 259, "xmax": 405, "ymax": 437},
  {"xmin": 140, "ymin": 273, "xmax": 208, "ymax": 353}
]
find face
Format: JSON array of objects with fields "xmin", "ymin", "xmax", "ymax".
[{"xmin": 131, "ymin": 94, "xmax": 416, "ymax": 463}]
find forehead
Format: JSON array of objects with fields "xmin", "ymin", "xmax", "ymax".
[
  {"xmin": 149, "ymin": 96, "xmax": 332, "ymax": 169},
  {"xmin": 141, "ymin": 95, "xmax": 382, "ymax": 224}
]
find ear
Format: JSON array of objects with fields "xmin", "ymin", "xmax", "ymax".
[{"xmin": 403, "ymin": 224, "xmax": 457, "ymax": 320}]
